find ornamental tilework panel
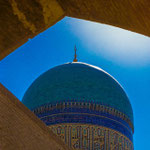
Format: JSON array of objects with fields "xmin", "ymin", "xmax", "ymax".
[
  {"xmin": 34, "ymin": 102, "xmax": 133, "ymax": 141},
  {"xmin": 49, "ymin": 124, "xmax": 133, "ymax": 150}
]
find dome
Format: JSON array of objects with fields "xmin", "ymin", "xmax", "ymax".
[{"xmin": 22, "ymin": 62, "xmax": 133, "ymax": 123}]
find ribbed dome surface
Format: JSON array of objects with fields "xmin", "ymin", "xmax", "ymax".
[{"xmin": 22, "ymin": 62, "xmax": 133, "ymax": 123}]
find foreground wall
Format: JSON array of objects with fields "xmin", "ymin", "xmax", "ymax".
[
  {"xmin": 0, "ymin": 83, "xmax": 72, "ymax": 150},
  {"xmin": 0, "ymin": 0, "xmax": 150, "ymax": 60}
]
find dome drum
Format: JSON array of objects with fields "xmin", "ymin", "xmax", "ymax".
[{"xmin": 32, "ymin": 101, "xmax": 133, "ymax": 141}]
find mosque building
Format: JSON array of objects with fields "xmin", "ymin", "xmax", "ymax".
[{"xmin": 22, "ymin": 47, "xmax": 134, "ymax": 150}]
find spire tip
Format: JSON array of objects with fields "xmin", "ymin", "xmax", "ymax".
[{"xmin": 73, "ymin": 45, "xmax": 78, "ymax": 62}]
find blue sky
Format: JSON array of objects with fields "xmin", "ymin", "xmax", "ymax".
[{"xmin": 0, "ymin": 17, "xmax": 150, "ymax": 149}]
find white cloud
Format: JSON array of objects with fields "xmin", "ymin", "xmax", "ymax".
[{"xmin": 68, "ymin": 17, "xmax": 150, "ymax": 67}]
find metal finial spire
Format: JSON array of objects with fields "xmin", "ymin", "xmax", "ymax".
[{"xmin": 73, "ymin": 45, "xmax": 78, "ymax": 62}]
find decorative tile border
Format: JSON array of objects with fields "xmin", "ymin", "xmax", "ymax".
[
  {"xmin": 33, "ymin": 101, "xmax": 134, "ymax": 132},
  {"xmin": 49, "ymin": 123, "xmax": 133, "ymax": 150}
]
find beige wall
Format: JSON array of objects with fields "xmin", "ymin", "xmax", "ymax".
[{"xmin": 0, "ymin": 83, "xmax": 72, "ymax": 150}]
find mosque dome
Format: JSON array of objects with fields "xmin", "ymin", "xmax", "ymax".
[
  {"xmin": 22, "ymin": 62, "xmax": 134, "ymax": 148},
  {"xmin": 22, "ymin": 62, "xmax": 133, "ymax": 123}
]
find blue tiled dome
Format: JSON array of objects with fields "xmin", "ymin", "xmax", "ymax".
[{"xmin": 22, "ymin": 62, "xmax": 133, "ymax": 123}]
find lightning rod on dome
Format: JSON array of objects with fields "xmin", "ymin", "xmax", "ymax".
[{"xmin": 73, "ymin": 45, "xmax": 78, "ymax": 62}]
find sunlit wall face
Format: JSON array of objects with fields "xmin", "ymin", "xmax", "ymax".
[{"xmin": 67, "ymin": 18, "xmax": 150, "ymax": 67}]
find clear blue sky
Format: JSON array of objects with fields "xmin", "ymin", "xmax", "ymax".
[{"xmin": 0, "ymin": 17, "xmax": 150, "ymax": 149}]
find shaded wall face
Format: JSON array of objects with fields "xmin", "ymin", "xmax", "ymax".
[
  {"xmin": 0, "ymin": 0, "xmax": 65, "ymax": 60},
  {"xmin": 1, "ymin": 0, "xmax": 150, "ymax": 60}
]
